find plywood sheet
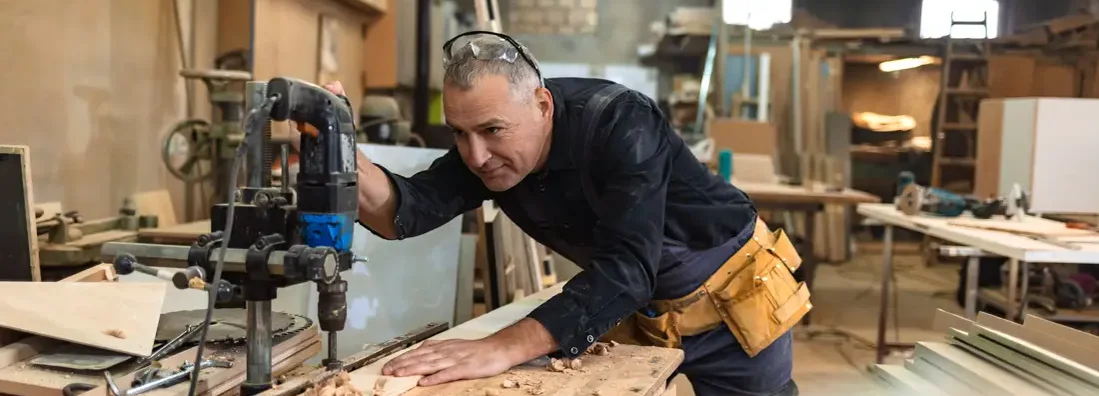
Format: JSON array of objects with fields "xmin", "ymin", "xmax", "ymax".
[
  {"xmin": 988, "ymin": 55, "xmax": 1036, "ymax": 98},
  {"xmin": 707, "ymin": 118, "xmax": 778, "ymax": 159},
  {"xmin": 1033, "ymin": 63, "xmax": 1077, "ymax": 98},
  {"xmin": 973, "ymin": 99, "xmax": 1004, "ymax": 199},
  {"xmin": 348, "ymin": 284, "xmax": 684, "ymax": 396},
  {"xmin": 0, "ymin": 282, "xmax": 165, "ymax": 356},
  {"xmin": 947, "ymin": 218, "xmax": 1095, "ymax": 237},
  {"xmin": 1029, "ymin": 98, "xmax": 1099, "ymax": 214}
]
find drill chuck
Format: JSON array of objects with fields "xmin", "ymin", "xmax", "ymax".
[{"xmin": 317, "ymin": 278, "xmax": 348, "ymax": 332}]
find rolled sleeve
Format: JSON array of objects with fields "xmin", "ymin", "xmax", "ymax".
[
  {"xmin": 527, "ymin": 96, "xmax": 672, "ymax": 358},
  {"xmin": 358, "ymin": 147, "xmax": 489, "ymax": 240}
]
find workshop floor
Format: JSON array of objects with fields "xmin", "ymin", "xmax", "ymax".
[{"xmin": 671, "ymin": 243, "xmax": 963, "ymax": 396}]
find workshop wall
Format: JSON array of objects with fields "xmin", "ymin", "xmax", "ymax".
[
  {"xmin": 842, "ymin": 63, "xmax": 941, "ymax": 138},
  {"xmin": 503, "ymin": 0, "xmax": 709, "ymax": 65},
  {"xmin": 0, "ymin": 0, "xmax": 222, "ymax": 220}
]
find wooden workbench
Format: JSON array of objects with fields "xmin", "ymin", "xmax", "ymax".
[
  {"xmin": 137, "ymin": 220, "xmax": 211, "ymax": 245},
  {"xmin": 857, "ymin": 203, "xmax": 1099, "ymax": 364},
  {"xmin": 348, "ymin": 283, "xmax": 684, "ymax": 395},
  {"xmin": 735, "ymin": 180, "xmax": 881, "ymax": 206}
]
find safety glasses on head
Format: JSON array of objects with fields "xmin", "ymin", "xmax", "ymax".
[{"xmin": 442, "ymin": 31, "xmax": 544, "ymax": 87}]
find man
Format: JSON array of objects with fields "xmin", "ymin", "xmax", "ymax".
[{"xmin": 312, "ymin": 32, "xmax": 808, "ymax": 395}]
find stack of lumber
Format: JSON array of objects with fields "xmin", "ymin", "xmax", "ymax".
[
  {"xmin": 1000, "ymin": 12, "xmax": 1099, "ymax": 49},
  {"xmin": 873, "ymin": 309, "xmax": 1099, "ymax": 395}
]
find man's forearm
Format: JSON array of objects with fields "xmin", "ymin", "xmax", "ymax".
[
  {"xmin": 491, "ymin": 318, "xmax": 559, "ymax": 365},
  {"xmin": 356, "ymin": 149, "xmax": 400, "ymax": 239}
]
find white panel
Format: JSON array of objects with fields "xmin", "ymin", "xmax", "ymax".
[
  {"xmin": 604, "ymin": 65, "xmax": 658, "ymax": 100},
  {"xmin": 998, "ymin": 99, "xmax": 1037, "ymax": 199},
  {"xmin": 1029, "ymin": 98, "xmax": 1099, "ymax": 213},
  {"xmin": 539, "ymin": 62, "xmax": 593, "ymax": 79}
]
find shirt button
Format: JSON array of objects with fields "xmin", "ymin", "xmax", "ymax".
[
  {"xmin": 570, "ymin": 347, "xmax": 579, "ymax": 355},
  {"xmin": 587, "ymin": 335, "xmax": 594, "ymax": 343}
]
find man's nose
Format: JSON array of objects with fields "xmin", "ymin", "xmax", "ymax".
[{"xmin": 466, "ymin": 135, "xmax": 491, "ymax": 168}]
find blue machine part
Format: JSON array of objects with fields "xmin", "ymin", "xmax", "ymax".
[{"xmin": 300, "ymin": 212, "xmax": 356, "ymax": 252}]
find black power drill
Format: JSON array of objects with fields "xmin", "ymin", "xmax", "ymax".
[{"xmin": 266, "ymin": 77, "xmax": 358, "ymax": 370}]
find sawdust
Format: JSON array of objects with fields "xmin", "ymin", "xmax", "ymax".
[
  {"xmin": 502, "ymin": 379, "xmax": 519, "ymax": 388},
  {"xmin": 567, "ymin": 359, "xmax": 582, "ymax": 370},
  {"xmin": 103, "ymin": 329, "xmax": 126, "ymax": 339},
  {"xmin": 302, "ymin": 371, "xmax": 363, "ymax": 396},
  {"xmin": 484, "ymin": 390, "xmax": 500, "ymax": 396},
  {"xmin": 547, "ymin": 358, "xmax": 567, "ymax": 372},
  {"xmin": 189, "ymin": 277, "xmax": 206, "ymax": 290},
  {"xmin": 585, "ymin": 343, "xmax": 610, "ymax": 356}
]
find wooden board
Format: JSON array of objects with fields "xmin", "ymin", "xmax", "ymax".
[
  {"xmin": 348, "ymin": 284, "xmax": 684, "ymax": 396},
  {"xmin": 131, "ymin": 189, "xmax": 177, "ymax": 228},
  {"xmin": 138, "ymin": 220, "xmax": 211, "ymax": 244},
  {"xmin": 946, "ymin": 218, "xmax": 1096, "ymax": 238},
  {"xmin": 0, "ymin": 146, "xmax": 39, "ymax": 282},
  {"xmin": 974, "ymin": 99, "xmax": 1004, "ymax": 199},
  {"xmin": 0, "ymin": 282, "xmax": 165, "ymax": 356},
  {"xmin": 735, "ymin": 181, "xmax": 881, "ymax": 205}
]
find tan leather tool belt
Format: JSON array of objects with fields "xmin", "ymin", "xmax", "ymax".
[{"xmin": 601, "ymin": 218, "xmax": 812, "ymax": 357}]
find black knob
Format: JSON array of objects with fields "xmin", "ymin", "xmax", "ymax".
[{"xmin": 113, "ymin": 253, "xmax": 137, "ymax": 275}]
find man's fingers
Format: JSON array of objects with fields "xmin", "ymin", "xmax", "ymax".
[
  {"xmin": 384, "ymin": 351, "xmax": 447, "ymax": 374},
  {"xmin": 419, "ymin": 364, "xmax": 469, "ymax": 387},
  {"xmin": 391, "ymin": 356, "xmax": 458, "ymax": 377},
  {"xmin": 322, "ymin": 81, "xmax": 345, "ymax": 96}
]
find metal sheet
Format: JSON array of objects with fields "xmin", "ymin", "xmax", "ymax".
[
  {"xmin": 30, "ymin": 343, "xmax": 130, "ymax": 371},
  {"xmin": 155, "ymin": 309, "xmax": 295, "ymax": 343}
]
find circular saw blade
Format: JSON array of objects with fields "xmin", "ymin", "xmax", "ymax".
[
  {"xmin": 156, "ymin": 309, "xmax": 296, "ymax": 344},
  {"xmin": 896, "ymin": 183, "xmax": 924, "ymax": 216}
]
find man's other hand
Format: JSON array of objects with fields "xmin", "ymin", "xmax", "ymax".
[
  {"xmin": 381, "ymin": 338, "xmax": 518, "ymax": 386},
  {"xmin": 290, "ymin": 81, "xmax": 347, "ymax": 152}
]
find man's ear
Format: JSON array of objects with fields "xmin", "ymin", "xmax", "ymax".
[{"xmin": 535, "ymin": 87, "xmax": 553, "ymax": 120}]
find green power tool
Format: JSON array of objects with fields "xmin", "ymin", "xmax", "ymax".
[{"xmin": 894, "ymin": 171, "xmax": 1024, "ymax": 218}]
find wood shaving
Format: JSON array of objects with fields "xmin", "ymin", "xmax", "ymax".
[
  {"xmin": 547, "ymin": 358, "xmax": 567, "ymax": 372},
  {"xmin": 522, "ymin": 379, "xmax": 543, "ymax": 386},
  {"xmin": 609, "ymin": 340, "xmax": 619, "ymax": 347},
  {"xmin": 587, "ymin": 343, "xmax": 609, "ymax": 356},
  {"xmin": 484, "ymin": 390, "xmax": 500, "ymax": 396},
  {"xmin": 630, "ymin": 386, "xmax": 643, "ymax": 392},
  {"xmin": 592, "ymin": 391, "xmax": 603, "ymax": 396},
  {"xmin": 103, "ymin": 329, "xmax": 126, "ymax": 339},
  {"xmin": 502, "ymin": 379, "xmax": 519, "ymax": 388},
  {"xmin": 189, "ymin": 277, "xmax": 206, "ymax": 290},
  {"xmin": 567, "ymin": 358, "xmax": 582, "ymax": 370},
  {"xmin": 526, "ymin": 388, "xmax": 545, "ymax": 395},
  {"xmin": 303, "ymin": 371, "xmax": 364, "ymax": 396}
]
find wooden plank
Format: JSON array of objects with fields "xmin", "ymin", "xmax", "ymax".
[
  {"xmin": 974, "ymin": 99, "xmax": 1004, "ymax": 199},
  {"xmin": 870, "ymin": 364, "xmax": 944, "ymax": 395},
  {"xmin": 976, "ymin": 313, "xmax": 1099, "ymax": 383},
  {"xmin": 138, "ymin": 220, "xmax": 212, "ymax": 244},
  {"xmin": 0, "ymin": 145, "xmax": 40, "ymax": 282},
  {"xmin": 914, "ymin": 342, "xmax": 1047, "ymax": 395},
  {"xmin": 1024, "ymin": 315, "xmax": 1099, "ymax": 355},
  {"xmin": 946, "ymin": 218, "xmax": 1095, "ymax": 238},
  {"xmin": 951, "ymin": 329, "xmax": 1098, "ymax": 395},
  {"xmin": 0, "ymin": 282, "xmax": 165, "ymax": 356}
]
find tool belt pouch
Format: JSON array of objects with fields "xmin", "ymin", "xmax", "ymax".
[
  {"xmin": 601, "ymin": 310, "xmax": 682, "ymax": 349},
  {"xmin": 707, "ymin": 227, "xmax": 812, "ymax": 357}
]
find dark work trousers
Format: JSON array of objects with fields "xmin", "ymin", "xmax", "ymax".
[
  {"xmin": 673, "ymin": 325, "xmax": 797, "ymax": 396},
  {"xmin": 659, "ymin": 216, "xmax": 797, "ymax": 396}
]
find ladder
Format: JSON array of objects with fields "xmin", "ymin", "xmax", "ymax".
[{"xmin": 930, "ymin": 12, "xmax": 992, "ymax": 193}]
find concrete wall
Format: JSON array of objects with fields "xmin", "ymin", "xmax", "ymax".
[{"xmin": 501, "ymin": 0, "xmax": 709, "ymax": 65}]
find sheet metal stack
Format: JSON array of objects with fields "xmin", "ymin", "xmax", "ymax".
[{"xmin": 872, "ymin": 309, "xmax": 1099, "ymax": 395}]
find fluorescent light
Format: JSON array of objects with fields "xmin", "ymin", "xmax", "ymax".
[
  {"xmin": 722, "ymin": 0, "xmax": 792, "ymax": 29},
  {"xmin": 879, "ymin": 56, "xmax": 939, "ymax": 72}
]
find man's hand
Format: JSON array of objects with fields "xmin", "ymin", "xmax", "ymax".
[
  {"xmin": 382, "ymin": 338, "xmax": 518, "ymax": 386},
  {"xmin": 381, "ymin": 318, "xmax": 558, "ymax": 387},
  {"xmin": 290, "ymin": 81, "xmax": 347, "ymax": 152}
]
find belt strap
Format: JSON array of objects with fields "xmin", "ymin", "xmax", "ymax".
[{"xmin": 579, "ymin": 83, "xmax": 630, "ymax": 216}]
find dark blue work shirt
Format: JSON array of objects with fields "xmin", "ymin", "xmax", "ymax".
[{"xmin": 366, "ymin": 77, "xmax": 758, "ymax": 359}]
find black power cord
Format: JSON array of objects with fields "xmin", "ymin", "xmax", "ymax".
[{"xmin": 185, "ymin": 94, "xmax": 280, "ymax": 396}]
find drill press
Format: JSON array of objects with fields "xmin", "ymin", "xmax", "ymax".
[{"xmin": 103, "ymin": 77, "xmax": 359, "ymax": 395}]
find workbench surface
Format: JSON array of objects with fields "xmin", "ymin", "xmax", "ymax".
[
  {"xmin": 735, "ymin": 180, "xmax": 881, "ymax": 205},
  {"xmin": 858, "ymin": 203, "xmax": 1099, "ymax": 264},
  {"xmin": 348, "ymin": 283, "xmax": 684, "ymax": 395}
]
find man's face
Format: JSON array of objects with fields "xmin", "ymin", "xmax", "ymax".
[{"xmin": 443, "ymin": 74, "xmax": 552, "ymax": 192}]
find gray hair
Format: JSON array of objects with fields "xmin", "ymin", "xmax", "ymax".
[{"xmin": 443, "ymin": 35, "xmax": 542, "ymax": 100}]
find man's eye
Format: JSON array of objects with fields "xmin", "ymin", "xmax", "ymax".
[
  {"xmin": 450, "ymin": 128, "xmax": 464, "ymax": 136},
  {"xmin": 486, "ymin": 127, "xmax": 500, "ymax": 134}
]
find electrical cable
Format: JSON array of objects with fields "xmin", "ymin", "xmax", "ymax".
[{"xmin": 185, "ymin": 94, "xmax": 280, "ymax": 396}]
